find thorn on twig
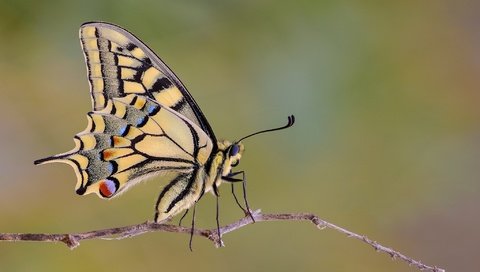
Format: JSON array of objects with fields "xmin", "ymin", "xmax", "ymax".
[
  {"xmin": 215, "ymin": 232, "xmax": 225, "ymax": 248},
  {"xmin": 208, "ymin": 231, "xmax": 224, "ymax": 248},
  {"xmin": 251, "ymin": 209, "xmax": 261, "ymax": 218},
  {"xmin": 63, "ymin": 234, "xmax": 79, "ymax": 250},
  {"xmin": 311, "ymin": 216, "xmax": 327, "ymax": 230},
  {"xmin": 246, "ymin": 209, "xmax": 256, "ymax": 223}
]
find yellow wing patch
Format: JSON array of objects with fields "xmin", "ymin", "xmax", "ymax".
[{"xmin": 79, "ymin": 23, "xmax": 212, "ymax": 136}]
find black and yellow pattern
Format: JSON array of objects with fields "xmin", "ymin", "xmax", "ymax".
[
  {"xmin": 35, "ymin": 22, "xmax": 293, "ymax": 223},
  {"xmin": 79, "ymin": 22, "xmax": 216, "ymax": 141}
]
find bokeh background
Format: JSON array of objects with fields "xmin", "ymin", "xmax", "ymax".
[{"xmin": 0, "ymin": 1, "xmax": 478, "ymax": 271}]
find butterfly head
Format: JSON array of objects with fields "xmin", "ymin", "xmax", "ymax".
[
  {"xmin": 227, "ymin": 142, "xmax": 244, "ymax": 168},
  {"xmin": 217, "ymin": 140, "xmax": 245, "ymax": 172}
]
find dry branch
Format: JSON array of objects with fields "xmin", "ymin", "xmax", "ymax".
[{"xmin": 0, "ymin": 210, "xmax": 445, "ymax": 272}]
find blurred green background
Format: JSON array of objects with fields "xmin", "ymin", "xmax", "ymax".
[{"xmin": 0, "ymin": 0, "xmax": 478, "ymax": 271}]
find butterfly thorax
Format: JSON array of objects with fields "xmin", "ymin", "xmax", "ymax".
[{"xmin": 205, "ymin": 140, "xmax": 244, "ymax": 195}]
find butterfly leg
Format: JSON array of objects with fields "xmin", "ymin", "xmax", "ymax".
[
  {"xmin": 189, "ymin": 203, "xmax": 196, "ymax": 251},
  {"xmin": 231, "ymin": 182, "xmax": 247, "ymax": 213},
  {"xmin": 178, "ymin": 209, "xmax": 189, "ymax": 226},
  {"xmin": 215, "ymin": 193, "xmax": 221, "ymax": 242},
  {"xmin": 210, "ymin": 183, "xmax": 223, "ymax": 244},
  {"xmin": 223, "ymin": 171, "xmax": 255, "ymax": 222},
  {"xmin": 223, "ymin": 172, "xmax": 246, "ymax": 212}
]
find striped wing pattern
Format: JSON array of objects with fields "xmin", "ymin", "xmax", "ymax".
[{"xmin": 79, "ymin": 23, "xmax": 216, "ymax": 142}]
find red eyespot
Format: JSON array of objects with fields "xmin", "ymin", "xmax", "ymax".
[{"xmin": 99, "ymin": 179, "xmax": 118, "ymax": 198}]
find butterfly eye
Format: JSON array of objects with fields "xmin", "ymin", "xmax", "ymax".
[
  {"xmin": 99, "ymin": 178, "xmax": 119, "ymax": 198},
  {"xmin": 229, "ymin": 144, "xmax": 240, "ymax": 156}
]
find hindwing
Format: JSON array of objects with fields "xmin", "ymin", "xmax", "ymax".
[{"xmin": 35, "ymin": 94, "xmax": 213, "ymax": 200}]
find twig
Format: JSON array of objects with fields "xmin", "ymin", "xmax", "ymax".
[{"xmin": 0, "ymin": 210, "xmax": 444, "ymax": 272}]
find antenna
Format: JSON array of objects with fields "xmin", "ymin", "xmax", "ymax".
[{"xmin": 235, "ymin": 115, "xmax": 295, "ymax": 143}]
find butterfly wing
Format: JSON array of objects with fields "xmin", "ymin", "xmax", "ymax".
[
  {"xmin": 35, "ymin": 22, "xmax": 220, "ymax": 221},
  {"xmin": 79, "ymin": 22, "xmax": 217, "ymax": 143},
  {"xmin": 35, "ymin": 94, "xmax": 213, "ymax": 221}
]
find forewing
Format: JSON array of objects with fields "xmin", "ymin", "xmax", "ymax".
[
  {"xmin": 79, "ymin": 22, "xmax": 216, "ymax": 142},
  {"xmin": 35, "ymin": 94, "xmax": 213, "ymax": 199}
]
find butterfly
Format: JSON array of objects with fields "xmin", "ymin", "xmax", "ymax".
[{"xmin": 35, "ymin": 22, "xmax": 295, "ymax": 226}]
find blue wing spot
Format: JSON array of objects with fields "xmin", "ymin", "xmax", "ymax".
[
  {"xmin": 137, "ymin": 116, "xmax": 148, "ymax": 127},
  {"xmin": 108, "ymin": 161, "xmax": 118, "ymax": 175},
  {"xmin": 147, "ymin": 104, "xmax": 160, "ymax": 115},
  {"xmin": 119, "ymin": 126, "xmax": 127, "ymax": 136}
]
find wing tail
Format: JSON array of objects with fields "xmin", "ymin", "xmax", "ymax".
[{"xmin": 34, "ymin": 153, "xmax": 69, "ymax": 165}]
